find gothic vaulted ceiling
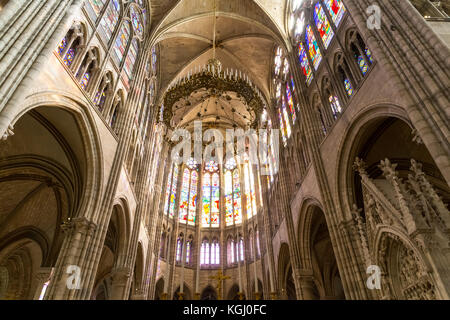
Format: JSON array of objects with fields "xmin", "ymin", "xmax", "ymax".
[{"xmin": 147, "ymin": 0, "xmax": 289, "ymax": 128}]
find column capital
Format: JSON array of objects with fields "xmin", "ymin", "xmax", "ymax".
[
  {"xmin": 111, "ymin": 266, "xmax": 133, "ymax": 283},
  {"xmin": 61, "ymin": 217, "xmax": 97, "ymax": 236},
  {"xmin": 34, "ymin": 267, "xmax": 54, "ymax": 283}
]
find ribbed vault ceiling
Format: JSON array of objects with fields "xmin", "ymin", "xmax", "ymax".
[{"xmin": 147, "ymin": 0, "xmax": 289, "ymax": 128}]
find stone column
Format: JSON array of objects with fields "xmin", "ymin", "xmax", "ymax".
[
  {"xmin": 33, "ymin": 267, "xmax": 54, "ymax": 300},
  {"xmin": 0, "ymin": 0, "xmax": 85, "ymax": 137},
  {"xmin": 109, "ymin": 266, "xmax": 132, "ymax": 300}
]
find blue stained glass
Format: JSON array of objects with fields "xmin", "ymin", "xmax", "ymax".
[
  {"xmin": 365, "ymin": 48, "xmax": 374, "ymax": 64},
  {"xmin": 298, "ymin": 41, "xmax": 313, "ymax": 84},
  {"xmin": 130, "ymin": 5, "xmax": 143, "ymax": 36},
  {"xmin": 344, "ymin": 79, "xmax": 353, "ymax": 96},
  {"xmin": 63, "ymin": 48, "xmax": 75, "ymax": 67},
  {"xmin": 306, "ymin": 25, "xmax": 322, "ymax": 70},
  {"xmin": 81, "ymin": 72, "xmax": 90, "ymax": 90},
  {"xmin": 358, "ymin": 55, "xmax": 368, "ymax": 75},
  {"xmin": 58, "ymin": 37, "xmax": 67, "ymax": 55}
]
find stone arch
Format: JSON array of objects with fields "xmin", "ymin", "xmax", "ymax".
[
  {"xmin": 373, "ymin": 228, "xmax": 438, "ymax": 300},
  {"xmin": 0, "ymin": 230, "xmax": 46, "ymax": 299},
  {"xmin": 154, "ymin": 277, "xmax": 164, "ymax": 300},
  {"xmin": 277, "ymin": 242, "xmax": 295, "ymax": 300},
  {"xmin": 173, "ymin": 283, "xmax": 192, "ymax": 300},
  {"xmin": 226, "ymin": 283, "xmax": 240, "ymax": 300},
  {"xmin": 8, "ymin": 92, "xmax": 104, "ymax": 223},
  {"xmin": 200, "ymin": 285, "xmax": 217, "ymax": 300},
  {"xmin": 129, "ymin": 241, "xmax": 145, "ymax": 298},
  {"xmin": 336, "ymin": 104, "xmax": 416, "ymax": 220},
  {"xmin": 1, "ymin": 95, "xmax": 103, "ymax": 299}
]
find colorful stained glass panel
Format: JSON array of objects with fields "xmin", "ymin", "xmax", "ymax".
[
  {"xmin": 324, "ymin": 0, "xmax": 346, "ymax": 27},
  {"xmin": 314, "ymin": 3, "xmax": 335, "ymax": 48},
  {"xmin": 306, "ymin": 25, "xmax": 322, "ymax": 70}
]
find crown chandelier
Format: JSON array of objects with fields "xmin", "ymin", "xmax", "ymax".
[{"xmin": 162, "ymin": 0, "xmax": 267, "ymax": 129}]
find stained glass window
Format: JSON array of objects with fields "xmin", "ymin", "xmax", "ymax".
[
  {"xmin": 200, "ymin": 241, "xmax": 210, "ymax": 265},
  {"xmin": 113, "ymin": 22, "xmax": 131, "ymax": 66},
  {"xmin": 298, "ymin": 42, "xmax": 313, "ymax": 85},
  {"xmin": 188, "ymin": 171, "xmax": 197, "ymax": 225},
  {"xmin": 80, "ymin": 72, "xmax": 90, "ymax": 90},
  {"xmin": 239, "ymin": 238, "xmax": 244, "ymax": 262},
  {"xmin": 163, "ymin": 166, "xmax": 173, "ymax": 215},
  {"xmin": 164, "ymin": 164, "xmax": 178, "ymax": 218},
  {"xmin": 324, "ymin": 0, "xmax": 346, "ymax": 27},
  {"xmin": 233, "ymin": 169, "xmax": 242, "ymax": 224},
  {"xmin": 306, "ymin": 25, "xmax": 322, "ymax": 70},
  {"xmin": 179, "ymin": 169, "xmax": 190, "ymax": 223},
  {"xmin": 176, "ymin": 238, "xmax": 182, "ymax": 262},
  {"xmin": 225, "ymin": 171, "xmax": 233, "ymax": 226},
  {"xmin": 230, "ymin": 239, "xmax": 235, "ymax": 264},
  {"xmin": 94, "ymin": 90, "xmax": 107, "ymax": 109},
  {"xmin": 124, "ymin": 39, "xmax": 138, "ymax": 78},
  {"xmin": 58, "ymin": 37, "xmax": 67, "ymax": 56},
  {"xmin": 278, "ymin": 108, "xmax": 287, "ymax": 146},
  {"xmin": 205, "ymin": 160, "xmax": 219, "ymax": 172},
  {"xmin": 130, "ymin": 5, "xmax": 143, "ymax": 36},
  {"xmin": 99, "ymin": 0, "xmax": 120, "ymax": 44},
  {"xmin": 244, "ymin": 163, "xmax": 257, "ymax": 219},
  {"xmin": 276, "ymin": 82, "xmax": 281, "ymax": 99},
  {"xmin": 286, "ymin": 83, "xmax": 297, "ymax": 124},
  {"xmin": 314, "ymin": 3, "xmax": 334, "ymax": 49},
  {"xmin": 282, "ymin": 96, "xmax": 292, "ymax": 138},
  {"xmin": 211, "ymin": 173, "xmax": 220, "ymax": 228},
  {"xmin": 85, "ymin": 0, "xmax": 107, "ymax": 22},
  {"xmin": 225, "ymin": 167, "xmax": 242, "ymax": 226},
  {"xmin": 344, "ymin": 79, "xmax": 353, "ymax": 96},
  {"xmin": 64, "ymin": 48, "xmax": 76, "ymax": 67},
  {"xmin": 274, "ymin": 47, "xmax": 282, "ymax": 76},
  {"xmin": 282, "ymin": 58, "xmax": 289, "ymax": 79},
  {"xmin": 358, "ymin": 55, "xmax": 369, "ymax": 75},
  {"xmin": 212, "ymin": 241, "xmax": 220, "ymax": 265},
  {"xmin": 295, "ymin": 12, "xmax": 305, "ymax": 38},
  {"xmin": 185, "ymin": 241, "xmax": 191, "ymax": 264},
  {"xmin": 365, "ymin": 48, "xmax": 374, "ymax": 64},
  {"xmin": 201, "ymin": 173, "xmax": 211, "ymax": 227},
  {"xmin": 256, "ymin": 230, "xmax": 261, "ymax": 256},
  {"xmin": 329, "ymin": 95, "xmax": 341, "ymax": 118},
  {"xmin": 292, "ymin": 0, "xmax": 304, "ymax": 11},
  {"xmin": 151, "ymin": 46, "xmax": 157, "ymax": 74}
]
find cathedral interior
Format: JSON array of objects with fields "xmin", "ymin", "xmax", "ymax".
[{"xmin": 0, "ymin": 0, "xmax": 449, "ymax": 301}]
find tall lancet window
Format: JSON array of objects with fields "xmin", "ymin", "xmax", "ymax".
[
  {"xmin": 200, "ymin": 240, "xmax": 210, "ymax": 265},
  {"xmin": 179, "ymin": 158, "xmax": 198, "ymax": 226},
  {"xmin": 164, "ymin": 164, "xmax": 179, "ymax": 218},
  {"xmin": 85, "ymin": 0, "xmax": 107, "ymax": 22},
  {"xmin": 185, "ymin": 240, "xmax": 192, "ymax": 264},
  {"xmin": 244, "ymin": 162, "xmax": 257, "ymax": 219},
  {"xmin": 176, "ymin": 237, "xmax": 183, "ymax": 262},
  {"xmin": 306, "ymin": 25, "xmax": 322, "ymax": 70},
  {"xmin": 99, "ymin": 0, "xmax": 120, "ymax": 44},
  {"xmin": 298, "ymin": 41, "xmax": 313, "ymax": 85},
  {"xmin": 112, "ymin": 21, "xmax": 131, "ymax": 66},
  {"xmin": 211, "ymin": 239, "xmax": 220, "ymax": 265},
  {"xmin": 238, "ymin": 238, "xmax": 245, "ymax": 262},
  {"xmin": 324, "ymin": 0, "xmax": 346, "ymax": 27},
  {"xmin": 202, "ymin": 161, "xmax": 220, "ymax": 228},
  {"xmin": 225, "ymin": 158, "xmax": 242, "ymax": 226},
  {"xmin": 314, "ymin": 2, "xmax": 334, "ymax": 49}
]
